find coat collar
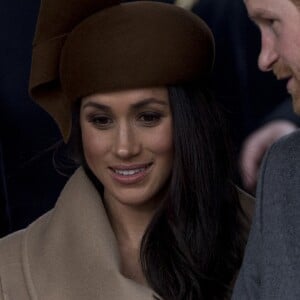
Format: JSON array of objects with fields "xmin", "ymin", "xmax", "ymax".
[{"xmin": 22, "ymin": 167, "xmax": 159, "ymax": 300}]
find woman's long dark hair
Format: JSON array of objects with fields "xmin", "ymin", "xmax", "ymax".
[
  {"xmin": 70, "ymin": 84, "xmax": 248, "ymax": 300},
  {"xmin": 139, "ymin": 84, "xmax": 248, "ymax": 300}
]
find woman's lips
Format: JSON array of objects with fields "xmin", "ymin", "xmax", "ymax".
[{"xmin": 109, "ymin": 163, "xmax": 153, "ymax": 185}]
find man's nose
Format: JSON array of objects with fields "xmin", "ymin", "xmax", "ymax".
[
  {"xmin": 113, "ymin": 123, "xmax": 141, "ymax": 159},
  {"xmin": 258, "ymin": 32, "xmax": 279, "ymax": 72}
]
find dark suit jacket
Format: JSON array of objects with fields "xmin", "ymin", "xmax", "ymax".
[{"xmin": 232, "ymin": 130, "xmax": 300, "ymax": 299}]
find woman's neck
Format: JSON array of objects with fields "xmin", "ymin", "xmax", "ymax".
[
  {"xmin": 103, "ymin": 193, "xmax": 158, "ymax": 248},
  {"xmin": 102, "ymin": 191, "xmax": 163, "ymax": 285}
]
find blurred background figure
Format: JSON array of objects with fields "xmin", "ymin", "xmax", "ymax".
[{"xmin": 0, "ymin": 0, "xmax": 299, "ymax": 236}]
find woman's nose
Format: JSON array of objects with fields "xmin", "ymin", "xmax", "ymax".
[
  {"xmin": 258, "ymin": 32, "xmax": 279, "ymax": 72},
  {"xmin": 113, "ymin": 123, "xmax": 141, "ymax": 159}
]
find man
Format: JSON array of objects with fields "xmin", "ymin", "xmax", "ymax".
[{"xmin": 232, "ymin": 0, "xmax": 300, "ymax": 299}]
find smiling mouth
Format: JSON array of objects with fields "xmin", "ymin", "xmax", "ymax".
[
  {"xmin": 109, "ymin": 163, "xmax": 153, "ymax": 185},
  {"xmin": 110, "ymin": 163, "xmax": 153, "ymax": 176},
  {"xmin": 114, "ymin": 167, "xmax": 147, "ymax": 176}
]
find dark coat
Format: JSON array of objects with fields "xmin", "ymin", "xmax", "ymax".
[{"xmin": 232, "ymin": 130, "xmax": 300, "ymax": 299}]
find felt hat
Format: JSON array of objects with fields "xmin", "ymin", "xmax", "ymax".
[{"xmin": 30, "ymin": 0, "xmax": 215, "ymax": 142}]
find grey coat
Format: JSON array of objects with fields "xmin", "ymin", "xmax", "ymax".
[{"xmin": 232, "ymin": 130, "xmax": 300, "ymax": 299}]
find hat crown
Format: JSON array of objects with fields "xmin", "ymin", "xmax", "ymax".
[{"xmin": 60, "ymin": 1, "xmax": 214, "ymax": 101}]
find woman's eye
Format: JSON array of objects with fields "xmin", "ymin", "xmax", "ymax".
[
  {"xmin": 138, "ymin": 112, "xmax": 162, "ymax": 126},
  {"xmin": 89, "ymin": 115, "xmax": 113, "ymax": 128}
]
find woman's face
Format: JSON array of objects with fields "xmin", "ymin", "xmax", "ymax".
[{"xmin": 80, "ymin": 87, "xmax": 173, "ymax": 209}]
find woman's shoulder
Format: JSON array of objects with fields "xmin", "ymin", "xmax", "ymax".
[
  {"xmin": 0, "ymin": 211, "xmax": 53, "ymax": 298},
  {"xmin": 0, "ymin": 228, "xmax": 28, "ymax": 298},
  {"xmin": 0, "ymin": 167, "xmax": 85, "ymax": 265},
  {"xmin": 0, "ymin": 210, "xmax": 53, "ymax": 257},
  {"xmin": 0, "ymin": 211, "xmax": 53, "ymax": 297},
  {"xmin": 0, "ymin": 229, "xmax": 25, "ymax": 266}
]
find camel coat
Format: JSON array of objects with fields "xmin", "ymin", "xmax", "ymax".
[{"xmin": 0, "ymin": 167, "xmax": 254, "ymax": 299}]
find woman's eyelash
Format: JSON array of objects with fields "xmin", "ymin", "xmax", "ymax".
[
  {"xmin": 88, "ymin": 115, "xmax": 113, "ymax": 126},
  {"xmin": 86, "ymin": 111, "xmax": 163, "ymax": 128},
  {"xmin": 138, "ymin": 112, "xmax": 163, "ymax": 123}
]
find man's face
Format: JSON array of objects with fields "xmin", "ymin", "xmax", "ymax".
[{"xmin": 245, "ymin": 0, "xmax": 300, "ymax": 113}]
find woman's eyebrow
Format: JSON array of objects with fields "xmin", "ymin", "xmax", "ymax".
[
  {"xmin": 131, "ymin": 98, "xmax": 168, "ymax": 110},
  {"xmin": 81, "ymin": 98, "xmax": 168, "ymax": 112},
  {"xmin": 82, "ymin": 102, "xmax": 112, "ymax": 113}
]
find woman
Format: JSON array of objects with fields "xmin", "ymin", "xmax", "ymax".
[{"xmin": 0, "ymin": 1, "xmax": 253, "ymax": 299}]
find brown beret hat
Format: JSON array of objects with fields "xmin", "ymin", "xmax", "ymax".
[{"xmin": 30, "ymin": 0, "xmax": 215, "ymax": 141}]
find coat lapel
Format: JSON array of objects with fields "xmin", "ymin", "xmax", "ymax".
[
  {"xmin": 20, "ymin": 167, "xmax": 252, "ymax": 299},
  {"xmin": 22, "ymin": 167, "xmax": 157, "ymax": 300}
]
